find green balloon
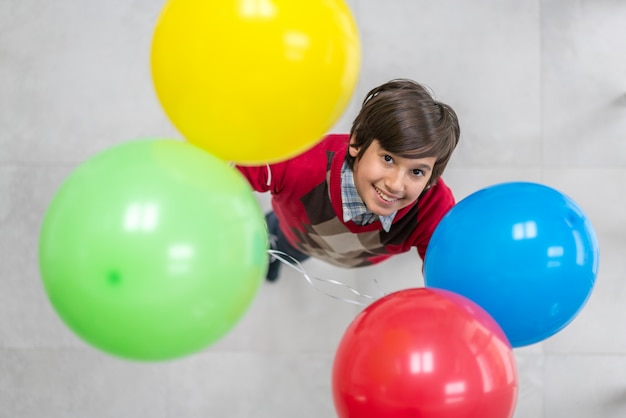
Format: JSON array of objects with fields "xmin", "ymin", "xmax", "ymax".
[{"xmin": 39, "ymin": 139, "xmax": 268, "ymax": 361}]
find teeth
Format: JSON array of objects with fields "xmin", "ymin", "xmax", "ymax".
[{"xmin": 375, "ymin": 187, "xmax": 397, "ymax": 202}]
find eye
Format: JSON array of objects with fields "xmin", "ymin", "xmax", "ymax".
[
  {"xmin": 382, "ymin": 154, "xmax": 393, "ymax": 163},
  {"xmin": 411, "ymin": 169, "xmax": 425, "ymax": 177}
]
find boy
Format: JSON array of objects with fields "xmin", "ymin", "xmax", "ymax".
[{"xmin": 237, "ymin": 79, "xmax": 460, "ymax": 281}]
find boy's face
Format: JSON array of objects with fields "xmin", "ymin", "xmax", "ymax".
[{"xmin": 349, "ymin": 139, "xmax": 436, "ymax": 217}]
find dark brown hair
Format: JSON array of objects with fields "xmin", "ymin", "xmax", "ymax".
[{"xmin": 347, "ymin": 79, "xmax": 460, "ymax": 186}]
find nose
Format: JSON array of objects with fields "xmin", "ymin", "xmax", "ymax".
[{"xmin": 384, "ymin": 169, "xmax": 405, "ymax": 193}]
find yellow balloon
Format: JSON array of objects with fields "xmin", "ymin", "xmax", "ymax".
[{"xmin": 151, "ymin": 0, "xmax": 361, "ymax": 165}]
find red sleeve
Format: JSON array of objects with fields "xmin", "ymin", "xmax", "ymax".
[
  {"xmin": 236, "ymin": 160, "xmax": 290, "ymax": 194},
  {"xmin": 236, "ymin": 134, "xmax": 344, "ymax": 195},
  {"xmin": 414, "ymin": 178, "xmax": 455, "ymax": 261},
  {"xmin": 236, "ymin": 165, "xmax": 272, "ymax": 193}
]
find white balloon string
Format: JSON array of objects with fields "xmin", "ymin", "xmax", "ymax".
[{"xmin": 267, "ymin": 249, "xmax": 384, "ymax": 306}]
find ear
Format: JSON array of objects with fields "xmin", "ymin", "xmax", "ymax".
[{"xmin": 348, "ymin": 136, "xmax": 359, "ymax": 157}]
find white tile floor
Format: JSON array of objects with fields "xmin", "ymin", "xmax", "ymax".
[{"xmin": 1, "ymin": 0, "xmax": 625, "ymax": 416}]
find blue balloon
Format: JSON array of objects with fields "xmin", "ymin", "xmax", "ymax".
[{"xmin": 424, "ymin": 182, "xmax": 599, "ymax": 347}]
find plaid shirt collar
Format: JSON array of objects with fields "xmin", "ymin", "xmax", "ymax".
[{"xmin": 340, "ymin": 160, "xmax": 396, "ymax": 232}]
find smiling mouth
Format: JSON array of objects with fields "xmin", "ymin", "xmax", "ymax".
[{"xmin": 374, "ymin": 186, "xmax": 400, "ymax": 203}]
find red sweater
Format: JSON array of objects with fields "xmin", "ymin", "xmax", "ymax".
[{"xmin": 237, "ymin": 134, "xmax": 455, "ymax": 268}]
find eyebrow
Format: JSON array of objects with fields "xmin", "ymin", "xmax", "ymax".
[
  {"xmin": 379, "ymin": 144, "xmax": 434, "ymax": 172},
  {"xmin": 413, "ymin": 163, "xmax": 433, "ymax": 172}
]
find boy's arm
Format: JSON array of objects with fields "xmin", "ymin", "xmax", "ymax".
[
  {"xmin": 236, "ymin": 165, "xmax": 272, "ymax": 193},
  {"xmin": 236, "ymin": 162, "xmax": 288, "ymax": 194}
]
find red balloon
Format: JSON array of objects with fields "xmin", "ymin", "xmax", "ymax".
[{"xmin": 332, "ymin": 288, "xmax": 518, "ymax": 418}]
